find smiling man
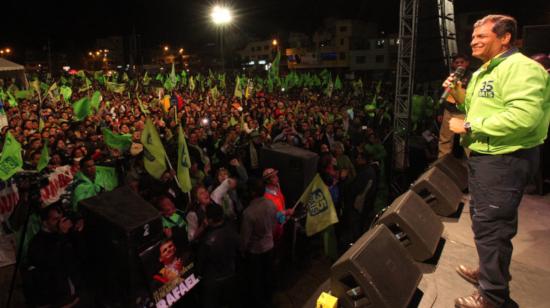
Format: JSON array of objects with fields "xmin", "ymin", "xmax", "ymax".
[{"xmin": 444, "ymin": 14, "xmax": 550, "ymax": 308}]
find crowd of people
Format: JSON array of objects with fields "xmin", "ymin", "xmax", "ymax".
[{"xmin": 0, "ymin": 68, "xmax": 430, "ymax": 307}]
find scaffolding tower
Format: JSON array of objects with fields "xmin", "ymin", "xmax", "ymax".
[{"xmin": 392, "ymin": 0, "xmax": 419, "ymax": 171}]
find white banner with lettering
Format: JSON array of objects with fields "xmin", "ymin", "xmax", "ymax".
[{"xmin": 40, "ymin": 165, "xmax": 76, "ymax": 206}]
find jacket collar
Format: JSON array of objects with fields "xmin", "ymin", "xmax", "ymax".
[{"xmin": 486, "ymin": 47, "xmax": 518, "ymax": 71}]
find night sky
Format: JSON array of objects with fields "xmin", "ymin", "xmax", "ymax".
[{"xmin": 1, "ymin": 0, "xmax": 548, "ymax": 61}]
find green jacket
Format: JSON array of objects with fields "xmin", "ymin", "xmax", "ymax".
[
  {"xmin": 71, "ymin": 172, "xmax": 102, "ymax": 211},
  {"xmin": 461, "ymin": 49, "xmax": 550, "ymax": 154}
]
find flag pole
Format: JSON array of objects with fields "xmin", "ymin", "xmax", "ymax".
[{"xmin": 164, "ymin": 152, "xmax": 182, "ymax": 189}]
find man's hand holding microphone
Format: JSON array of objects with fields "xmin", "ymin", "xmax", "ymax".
[{"xmin": 442, "ymin": 67, "xmax": 469, "ymax": 134}]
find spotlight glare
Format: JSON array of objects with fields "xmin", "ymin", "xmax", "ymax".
[{"xmin": 211, "ymin": 5, "xmax": 233, "ymax": 25}]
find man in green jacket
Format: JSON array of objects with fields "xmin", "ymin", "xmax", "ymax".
[
  {"xmin": 446, "ymin": 14, "xmax": 550, "ymax": 308},
  {"xmin": 71, "ymin": 156, "xmax": 102, "ymax": 211}
]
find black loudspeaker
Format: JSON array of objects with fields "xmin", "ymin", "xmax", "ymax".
[
  {"xmin": 331, "ymin": 224, "xmax": 422, "ymax": 308},
  {"xmin": 376, "ymin": 190, "xmax": 444, "ymax": 261},
  {"xmin": 260, "ymin": 143, "xmax": 319, "ymax": 205},
  {"xmin": 430, "ymin": 154, "xmax": 468, "ymax": 191},
  {"xmin": 411, "ymin": 167, "xmax": 463, "ymax": 216},
  {"xmin": 81, "ymin": 186, "xmax": 162, "ymax": 306}
]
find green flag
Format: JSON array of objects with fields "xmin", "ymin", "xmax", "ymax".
[
  {"xmin": 37, "ymin": 140, "xmax": 50, "ymax": 172},
  {"xmin": 298, "ymin": 174, "xmax": 339, "ymax": 236},
  {"xmin": 234, "ymin": 76, "xmax": 243, "ymax": 98},
  {"xmin": 141, "ymin": 118, "xmax": 167, "ymax": 179},
  {"xmin": 163, "ymin": 63, "xmax": 179, "ymax": 91},
  {"xmin": 137, "ymin": 97, "xmax": 150, "ymax": 115},
  {"xmin": 177, "ymin": 125, "xmax": 192, "ymax": 193},
  {"xmin": 60, "ymin": 85, "xmax": 72, "ymax": 101},
  {"xmin": 90, "ymin": 91, "xmax": 102, "ymax": 110},
  {"xmin": 155, "ymin": 73, "xmax": 164, "ymax": 83},
  {"xmin": 218, "ymin": 73, "xmax": 226, "ymax": 89},
  {"xmin": 180, "ymin": 69, "xmax": 187, "ymax": 86},
  {"xmin": 371, "ymin": 80, "xmax": 382, "ymax": 105},
  {"xmin": 30, "ymin": 80, "xmax": 41, "ymax": 98},
  {"xmin": 106, "ymin": 81, "xmax": 126, "ymax": 94},
  {"xmin": 102, "ymin": 128, "xmax": 132, "ymax": 151},
  {"xmin": 94, "ymin": 166, "xmax": 119, "ymax": 191},
  {"xmin": 6, "ymin": 91, "xmax": 17, "ymax": 107},
  {"xmin": 73, "ymin": 97, "xmax": 91, "ymax": 121},
  {"xmin": 0, "ymin": 132, "xmax": 23, "ymax": 181},
  {"xmin": 324, "ymin": 79, "xmax": 334, "ymax": 97},
  {"xmin": 210, "ymin": 86, "xmax": 220, "ymax": 101},
  {"xmin": 189, "ymin": 75, "xmax": 196, "ymax": 92},
  {"xmin": 269, "ymin": 50, "xmax": 281, "ymax": 79},
  {"xmin": 334, "ymin": 75, "xmax": 343, "ymax": 90},
  {"xmin": 76, "ymin": 70, "xmax": 86, "ymax": 79},
  {"xmin": 266, "ymin": 77, "xmax": 274, "ymax": 93},
  {"xmin": 93, "ymin": 70, "xmax": 104, "ymax": 82},
  {"xmin": 319, "ymin": 69, "xmax": 331, "ymax": 87},
  {"xmin": 46, "ymin": 82, "xmax": 59, "ymax": 102},
  {"xmin": 143, "ymin": 71, "xmax": 151, "ymax": 86},
  {"xmin": 15, "ymin": 90, "xmax": 32, "ymax": 100},
  {"xmin": 79, "ymin": 77, "xmax": 92, "ymax": 93},
  {"xmin": 353, "ymin": 79, "xmax": 363, "ymax": 96}
]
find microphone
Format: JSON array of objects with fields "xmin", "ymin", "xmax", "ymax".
[{"xmin": 439, "ymin": 66, "xmax": 466, "ymax": 104}]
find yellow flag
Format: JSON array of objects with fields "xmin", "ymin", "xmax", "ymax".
[
  {"xmin": 298, "ymin": 174, "xmax": 339, "ymax": 236},
  {"xmin": 141, "ymin": 118, "xmax": 167, "ymax": 179},
  {"xmin": 162, "ymin": 95, "xmax": 171, "ymax": 112}
]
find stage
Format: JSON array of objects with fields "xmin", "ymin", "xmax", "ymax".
[{"xmin": 277, "ymin": 192, "xmax": 550, "ymax": 308}]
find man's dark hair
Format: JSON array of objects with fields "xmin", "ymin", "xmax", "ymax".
[
  {"xmin": 205, "ymin": 203, "xmax": 224, "ymax": 223},
  {"xmin": 39, "ymin": 203, "xmax": 62, "ymax": 221},
  {"xmin": 79, "ymin": 154, "xmax": 94, "ymax": 169},
  {"xmin": 452, "ymin": 53, "xmax": 470, "ymax": 62},
  {"xmin": 474, "ymin": 14, "xmax": 517, "ymax": 44},
  {"xmin": 248, "ymin": 178, "xmax": 266, "ymax": 199}
]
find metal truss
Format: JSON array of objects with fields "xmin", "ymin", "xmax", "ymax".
[{"xmin": 393, "ymin": 0, "xmax": 419, "ymax": 171}]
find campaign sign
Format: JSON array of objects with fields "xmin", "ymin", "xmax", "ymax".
[
  {"xmin": 139, "ymin": 240, "xmax": 198, "ymax": 308},
  {"xmin": 40, "ymin": 165, "xmax": 76, "ymax": 206}
]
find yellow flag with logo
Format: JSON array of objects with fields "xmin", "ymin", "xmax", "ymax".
[
  {"xmin": 141, "ymin": 118, "xmax": 167, "ymax": 179},
  {"xmin": 298, "ymin": 174, "xmax": 339, "ymax": 236}
]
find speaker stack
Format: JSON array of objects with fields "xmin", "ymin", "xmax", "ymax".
[
  {"xmin": 81, "ymin": 186, "xmax": 163, "ymax": 306},
  {"xmin": 430, "ymin": 154, "xmax": 468, "ymax": 191},
  {"xmin": 331, "ymin": 224, "xmax": 422, "ymax": 308},
  {"xmin": 376, "ymin": 190, "xmax": 444, "ymax": 261},
  {"xmin": 410, "ymin": 166, "xmax": 463, "ymax": 216},
  {"xmin": 328, "ymin": 156, "xmax": 467, "ymax": 307}
]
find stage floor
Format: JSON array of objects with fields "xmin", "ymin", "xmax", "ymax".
[
  {"xmin": 418, "ymin": 192, "xmax": 550, "ymax": 308},
  {"xmin": 276, "ymin": 192, "xmax": 550, "ymax": 308}
]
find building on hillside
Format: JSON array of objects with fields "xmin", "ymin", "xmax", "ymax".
[
  {"xmin": 286, "ymin": 19, "xmax": 378, "ymax": 70},
  {"xmin": 349, "ymin": 36, "xmax": 398, "ymax": 72},
  {"xmin": 238, "ymin": 39, "xmax": 280, "ymax": 65}
]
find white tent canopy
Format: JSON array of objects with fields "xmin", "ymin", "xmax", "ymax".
[
  {"xmin": 0, "ymin": 58, "xmax": 28, "ymax": 88},
  {"xmin": 0, "ymin": 58, "xmax": 24, "ymax": 72}
]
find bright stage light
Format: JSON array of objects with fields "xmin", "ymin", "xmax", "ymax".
[{"xmin": 211, "ymin": 5, "xmax": 233, "ymax": 25}]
